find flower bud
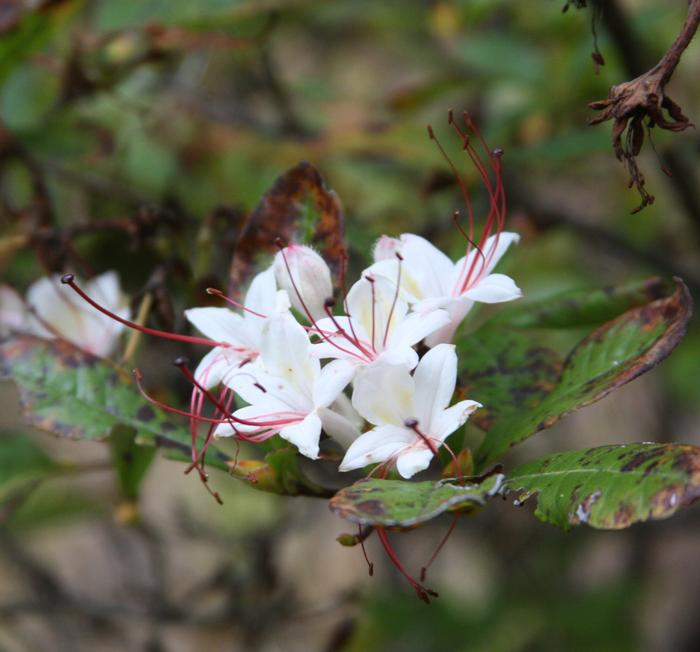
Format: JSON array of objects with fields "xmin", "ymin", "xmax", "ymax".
[
  {"xmin": 273, "ymin": 244, "xmax": 333, "ymax": 322},
  {"xmin": 373, "ymin": 235, "xmax": 401, "ymax": 262}
]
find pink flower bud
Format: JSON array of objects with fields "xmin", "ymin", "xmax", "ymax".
[
  {"xmin": 273, "ymin": 244, "xmax": 333, "ymax": 322},
  {"xmin": 373, "ymin": 235, "xmax": 401, "ymax": 262}
]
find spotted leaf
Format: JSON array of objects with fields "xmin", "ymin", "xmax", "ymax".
[
  {"xmin": 329, "ymin": 473, "xmax": 504, "ymax": 528},
  {"xmin": 504, "ymin": 443, "xmax": 700, "ymax": 530},
  {"xmin": 475, "ymin": 279, "xmax": 691, "ymax": 469}
]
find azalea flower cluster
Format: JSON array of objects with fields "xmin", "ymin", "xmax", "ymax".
[{"xmin": 178, "ymin": 225, "xmax": 521, "ymax": 480}]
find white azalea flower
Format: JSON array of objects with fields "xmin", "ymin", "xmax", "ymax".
[
  {"xmin": 340, "ymin": 343, "xmax": 480, "ymax": 479},
  {"xmin": 369, "ymin": 232, "xmax": 522, "ymax": 346},
  {"xmin": 185, "ymin": 267, "xmax": 289, "ymax": 389},
  {"xmin": 0, "ymin": 272, "xmax": 130, "ymax": 357},
  {"xmin": 310, "ymin": 273, "xmax": 450, "ymax": 386},
  {"xmin": 216, "ymin": 311, "xmax": 360, "ymax": 459},
  {"xmin": 0, "ymin": 285, "xmax": 28, "ymax": 335},
  {"xmin": 274, "ymin": 244, "xmax": 333, "ymax": 322}
]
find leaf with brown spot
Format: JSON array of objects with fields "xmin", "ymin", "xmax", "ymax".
[
  {"xmin": 329, "ymin": 474, "xmax": 504, "ymax": 528},
  {"xmin": 504, "ymin": 443, "xmax": 700, "ymax": 530},
  {"xmin": 457, "ymin": 327, "xmax": 562, "ymax": 431},
  {"xmin": 228, "ymin": 161, "xmax": 346, "ymax": 297},
  {"xmin": 0, "ymin": 335, "xmax": 196, "ymax": 448},
  {"xmin": 476, "ymin": 279, "xmax": 692, "ymax": 469}
]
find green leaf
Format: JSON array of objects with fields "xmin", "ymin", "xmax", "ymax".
[
  {"xmin": 475, "ymin": 279, "xmax": 692, "ymax": 469},
  {"xmin": 329, "ymin": 473, "xmax": 504, "ymax": 528},
  {"xmin": 457, "ymin": 327, "xmax": 561, "ymax": 431},
  {"xmin": 227, "ymin": 448, "xmax": 334, "ymax": 497},
  {"xmin": 504, "ymin": 443, "xmax": 700, "ymax": 530},
  {"xmin": 492, "ymin": 277, "xmax": 673, "ymax": 329},
  {"xmin": 110, "ymin": 425, "xmax": 157, "ymax": 500},
  {"xmin": 0, "ymin": 335, "xmax": 193, "ymax": 447},
  {"xmin": 0, "ymin": 433, "xmax": 57, "ymax": 487}
]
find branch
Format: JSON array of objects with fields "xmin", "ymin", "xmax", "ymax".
[{"xmin": 589, "ymin": 0, "xmax": 700, "ymax": 212}]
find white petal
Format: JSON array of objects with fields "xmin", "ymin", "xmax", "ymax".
[
  {"xmin": 318, "ymin": 406, "xmax": 362, "ymax": 449},
  {"xmin": 397, "ymin": 233, "xmax": 455, "ymax": 299},
  {"xmin": 244, "ymin": 267, "xmax": 278, "ymax": 317},
  {"xmin": 450, "ymin": 232, "xmax": 520, "ymax": 293},
  {"xmin": 374, "ymin": 347, "xmax": 419, "ymax": 369},
  {"xmin": 0, "ymin": 285, "xmax": 28, "ymax": 333},
  {"xmin": 390, "ymin": 308, "xmax": 451, "ymax": 350},
  {"xmin": 280, "ymin": 412, "xmax": 322, "ymax": 459},
  {"xmin": 412, "ymin": 343, "xmax": 458, "ymax": 430},
  {"xmin": 433, "ymin": 400, "xmax": 482, "ymax": 441},
  {"xmin": 346, "ymin": 275, "xmax": 408, "ymax": 350},
  {"xmin": 424, "ymin": 297, "xmax": 474, "ymax": 347},
  {"xmin": 261, "ymin": 312, "xmax": 319, "ymax": 395},
  {"xmin": 185, "ymin": 307, "xmax": 246, "ymax": 345},
  {"xmin": 224, "ymin": 368, "xmax": 291, "ymax": 412},
  {"xmin": 351, "ymin": 361, "xmax": 414, "ymax": 427},
  {"xmin": 87, "ymin": 271, "xmax": 123, "ymax": 309},
  {"xmin": 462, "ymin": 273, "xmax": 522, "ymax": 304},
  {"xmin": 339, "ymin": 424, "xmax": 413, "ymax": 471},
  {"xmin": 396, "ymin": 449, "xmax": 434, "ymax": 479},
  {"xmin": 230, "ymin": 403, "xmax": 293, "ymax": 433},
  {"xmin": 482, "ymin": 232, "xmax": 520, "ymax": 276},
  {"xmin": 313, "ymin": 358, "xmax": 356, "ymax": 407},
  {"xmin": 193, "ymin": 346, "xmax": 244, "ymax": 389}
]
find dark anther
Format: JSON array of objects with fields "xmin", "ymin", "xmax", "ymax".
[
  {"xmin": 426, "ymin": 125, "xmax": 435, "ymax": 139},
  {"xmin": 173, "ymin": 356, "xmax": 189, "ymax": 367},
  {"xmin": 60, "ymin": 273, "xmax": 75, "ymax": 284},
  {"xmin": 447, "ymin": 108, "xmax": 454, "ymax": 124},
  {"xmin": 274, "ymin": 237, "xmax": 286, "ymax": 249},
  {"xmin": 492, "ymin": 147, "xmax": 504, "ymax": 158},
  {"xmin": 395, "ymin": 252, "xmax": 404, "ymax": 261},
  {"xmin": 404, "ymin": 417, "xmax": 419, "ymax": 428},
  {"xmin": 253, "ymin": 382, "xmax": 267, "ymax": 393},
  {"xmin": 324, "ymin": 296, "xmax": 336, "ymax": 308}
]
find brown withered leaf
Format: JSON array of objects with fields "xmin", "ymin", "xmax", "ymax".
[{"xmin": 228, "ymin": 161, "xmax": 346, "ymax": 298}]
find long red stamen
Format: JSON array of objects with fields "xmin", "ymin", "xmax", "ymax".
[
  {"xmin": 173, "ymin": 358, "xmax": 298, "ymax": 429},
  {"xmin": 60, "ymin": 274, "xmax": 225, "ymax": 348},
  {"xmin": 420, "ymin": 514, "xmax": 459, "ymax": 583},
  {"xmin": 275, "ymin": 241, "xmax": 318, "ymax": 325},
  {"xmin": 376, "ymin": 527, "xmax": 438, "ymax": 604},
  {"xmin": 428, "ymin": 123, "xmax": 476, "ymax": 247},
  {"xmin": 382, "ymin": 253, "xmax": 403, "ymax": 349},
  {"xmin": 321, "ymin": 299, "xmax": 373, "ymax": 361},
  {"xmin": 134, "ymin": 369, "xmax": 230, "ymax": 424},
  {"xmin": 206, "ymin": 287, "xmax": 266, "ymax": 319},
  {"xmin": 366, "ymin": 274, "xmax": 377, "ymax": 353},
  {"xmin": 429, "ymin": 112, "xmax": 507, "ymax": 296},
  {"xmin": 404, "ymin": 419, "xmax": 439, "ymax": 457}
]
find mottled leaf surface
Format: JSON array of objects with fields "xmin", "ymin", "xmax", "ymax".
[
  {"xmin": 329, "ymin": 474, "xmax": 504, "ymax": 528},
  {"xmin": 492, "ymin": 277, "xmax": 672, "ymax": 329},
  {"xmin": 504, "ymin": 444, "xmax": 700, "ymax": 530},
  {"xmin": 476, "ymin": 280, "xmax": 691, "ymax": 469},
  {"xmin": 457, "ymin": 327, "xmax": 561, "ymax": 430},
  {"xmin": 228, "ymin": 161, "xmax": 346, "ymax": 296},
  {"xmin": 0, "ymin": 335, "xmax": 192, "ymax": 445}
]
